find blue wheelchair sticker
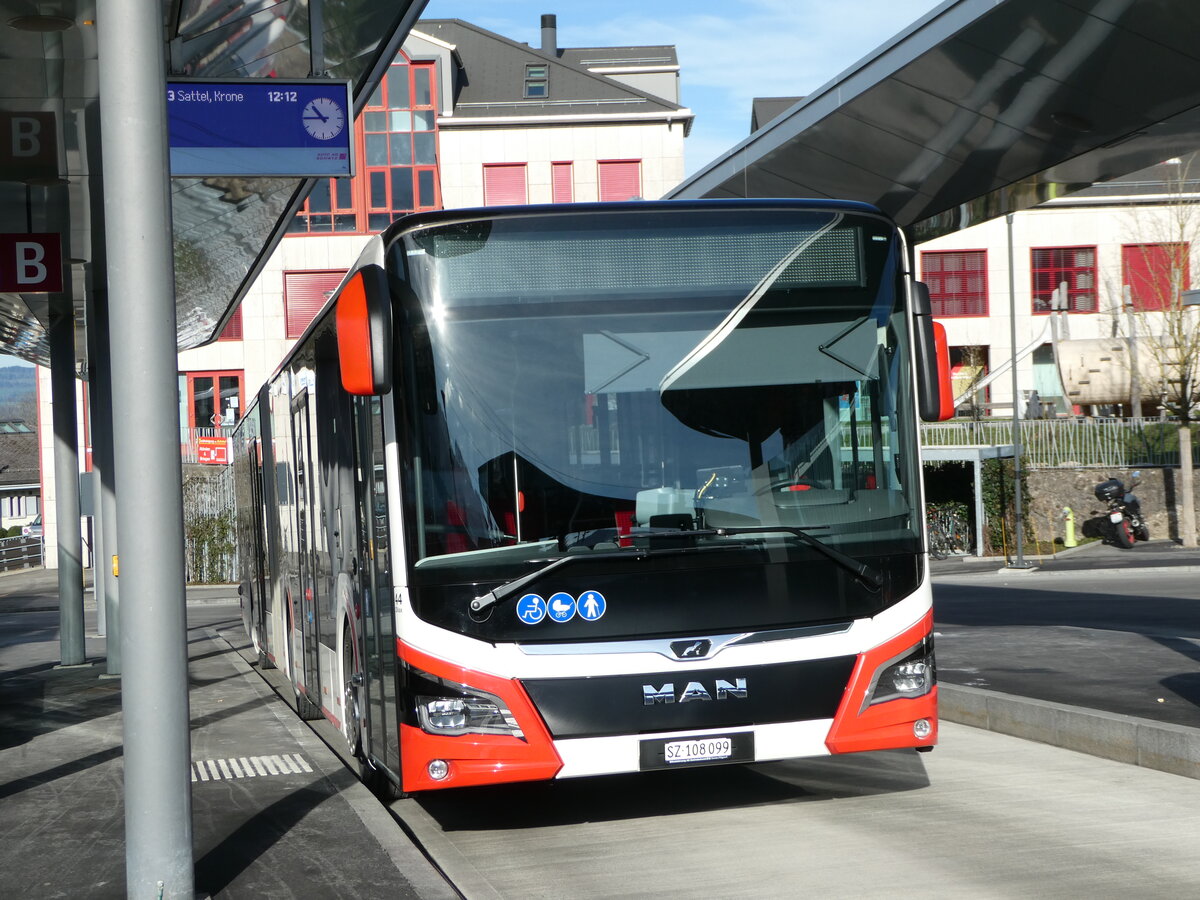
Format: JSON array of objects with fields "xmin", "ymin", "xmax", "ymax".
[
  {"xmin": 547, "ymin": 592, "xmax": 577, "ymax": 623},
  {"xmin": 515, "ymin": 593, "xmax": 547, "ymax": 624},
  {"xmin": 578, "ymin": 590, "xmax": 607, "ymax": 621}
]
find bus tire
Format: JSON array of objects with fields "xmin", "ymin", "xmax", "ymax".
[
  {"xmin": 342, "ymin": 628, "xmax": 362, "ymax": 758},
  {"xmin": 295, "ymin": 685, "xmax": 322, "ymax": 720},
  {"xmin": 362, "ymin": 760, "xmax": 406, "ymax": 802},
  {"xmin": 253, "ymin": 625, "xmax": 274, "ymax": 670}
]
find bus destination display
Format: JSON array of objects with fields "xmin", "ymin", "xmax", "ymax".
[{"xmin": 166, "ymin": 79, "xmax": 354, "ymax": 177}]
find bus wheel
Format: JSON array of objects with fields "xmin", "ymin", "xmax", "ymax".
[
  {"xmin": 295, "ymin": 684, "xmax": 322, "ymax": 720},
  {"xmin": 253, "ymin": 625, "xmax": 273, "ymax": 670},
  {"xmin": 362, "ymin": 759, "xmax": 406, "ymax": 803},
  {"xmin": 342, "ymin": 629, "xmax": 362, "ymax": 758}
]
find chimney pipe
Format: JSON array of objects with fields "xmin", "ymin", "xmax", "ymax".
[{"xmin": 541, "ymin": 14, "xmax": 557, "ymax": 54}]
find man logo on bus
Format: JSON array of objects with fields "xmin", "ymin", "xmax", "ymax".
[
  {"xmin": 643, "ymin": 677, "xmax": 748, "ymax": 705},
  {"xmin": 671, "ymin": 639, "xmax": 711, "ymax": 659}
]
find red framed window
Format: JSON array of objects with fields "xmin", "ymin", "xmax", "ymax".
[
  {"xmin": 217, "ymin": 307, "xmax": 243, "ymax": 341},
  {"xmin": 920, "ymin": 250, "xmax": 988, "ymax": 317},
  {"xmin": 1122, "ymin": 242, "xmax": 1190, "ymax": 311},
  {"xmin": 949, "ymin": 345, "xmax": 990, "ymax": 413},
  {"xmin": 284, "ymin": 270, "xmax": 346, "ymax": 339},
  {"xmin": 1031, "ymin": 246, "xmax": 1096, "ymax": 313},
  {"xmin": 552, "ymin": 161, "xmax": 574, "ymax": 203},
  {"xmin": 598, "ymin": 160, "xmax": 641, "ymax": 202},
  {"xmin": 291, "ymin": 55, "xmax": 440, "ymax": 235},
  {"xmin": 484, "ymin": 163, "xmax": 528, "ymax": 205},
  {"xmin": 183, "ymin": 370, "xmax": 243, "ymax": 429}
]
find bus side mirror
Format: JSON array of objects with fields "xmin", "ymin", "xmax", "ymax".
[
  {"xmin": 336, "ymin": 264, "xmax": 393, "ymax": 395},
  {"xmin": 913, "ymin": 281, "xmax": 954, "ymax": 421}
]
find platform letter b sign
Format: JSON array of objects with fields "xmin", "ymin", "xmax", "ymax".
[
  {"xmin": 0, "ymin": 234, "xmax": 62, "ymax": 293},
  {"xmin": 11, "ymin": 116, "xmax": 40, "ymax": 157}
]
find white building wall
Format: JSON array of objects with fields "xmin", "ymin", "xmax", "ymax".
[
  {"xmin": 915, "ymin": 200, "xmax": 1192, "ymax": 413},
  {"xmin": 438, "ymin": 120, "xmax": 686, "ymax": 208}
]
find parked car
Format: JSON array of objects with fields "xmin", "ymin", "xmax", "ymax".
[{"xmin": 22, "ymin": 516, "xmax": 42, "ymax": 538}]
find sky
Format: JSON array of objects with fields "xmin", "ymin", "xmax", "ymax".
[{"xmin": 418, "ymin": 0, "xmax": 945, "ymax": 177}]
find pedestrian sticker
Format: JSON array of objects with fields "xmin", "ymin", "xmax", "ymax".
[
  {"xmin": 516, "ymin": 593, "xmax": 547, "ymax": 624},
  {"xmin": 548, "ymin": 592, "xmax": 577, "ymax": 623},
  {"xmin": 578, "ymin": 590, "xmax": 606, "ymax": 621}
]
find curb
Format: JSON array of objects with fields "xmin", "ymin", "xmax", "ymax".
[
  {"xmin": 934, "ymin": 564, "xmax": 1200, "ymax": 579},
  {"xmin": 939, "ymin": 683, "xmax": 1200, "ymax": 780}
]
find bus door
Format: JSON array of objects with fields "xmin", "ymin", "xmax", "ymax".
[
  {"xmin": 247, "ymin": 438, "xmax": 270, "ymax": 662},
  {"xmin": 290, "ymin": 390, "xmax": 322, "ymax": 711},
  {"xmin": 352, "ymin": 395, "xmax": 398, "ymax": 773}
]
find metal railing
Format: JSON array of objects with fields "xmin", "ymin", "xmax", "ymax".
[
  {"xmin": 921, "ymin": 417, "xmax": 1200, "ymax": 469},
  {"xmin": 182, "ymin": 463, "xmax": 237, "ymax": 584},
  {"xmin": 0, "ymin": 535, "xmax": 42, "ymax": 571}
]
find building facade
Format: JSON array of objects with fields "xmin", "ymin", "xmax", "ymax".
[
  {"xmin": 177, "ymin": 14, "xmax": 692, "ymax": 449},
  {"xmin": 917, "ymin": 158, "xmax": 1200, "ymax": 419}
]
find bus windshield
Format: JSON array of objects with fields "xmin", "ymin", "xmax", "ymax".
[{"xmin": 389, "ymin": 204, "xmax": 921, "ymax": 628}]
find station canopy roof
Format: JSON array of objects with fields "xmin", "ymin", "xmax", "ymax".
[
  {"xmin": 0, "ymin": 0, "xmax": 426, "ymax": 369},
  {"xmin": 670, "ymin": 0, "xmax": 1200, "ymax": 242}
]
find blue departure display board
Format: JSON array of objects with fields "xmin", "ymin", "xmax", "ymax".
[{"xmin": 166, "ymin": 79, "xmax": 355, "ymax": 177}]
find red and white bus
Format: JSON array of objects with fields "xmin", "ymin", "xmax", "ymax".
[{"xmin": 233, "ymin": 199, "xmax": 953, "ymax": 795}]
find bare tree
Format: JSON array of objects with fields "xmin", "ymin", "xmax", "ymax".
[{"xmin": 1112, "ymin": 158, "xmax": 1200, "ymax": 547}]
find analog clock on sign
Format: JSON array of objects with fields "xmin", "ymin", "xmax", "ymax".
[{"xmin": 301, "ymin": 97, "xmax": 345, "ymax": 140}]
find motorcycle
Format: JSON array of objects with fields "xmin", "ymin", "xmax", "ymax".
[{"xmin": 1094, "ymin": 471, "xmax": 1149, "ymax": 548}]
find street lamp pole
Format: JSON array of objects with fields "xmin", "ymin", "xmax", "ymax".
[{"xmin": 1008, "ymin": 214, "xmax": 1030, "ymax": 568}]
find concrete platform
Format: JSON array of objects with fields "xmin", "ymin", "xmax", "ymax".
[{"xmin": 0, "ymin": 571, "xmax": 457, "ymax": 899}]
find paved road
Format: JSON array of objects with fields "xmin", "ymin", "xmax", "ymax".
[
  {"xmin": 933, "ymin": 568, "xmax": 1200, "ymax": 729},
  {"xmin": 6, "ymin": 562, "xmax": 1198, "ymax": 898},
  {"xmin": 0, "ymin": 592, "xmax": 454, "ymax": 900},
  {"xmin": 382, "ymin": 723, "xmax": 1200, "ymax": 899}
]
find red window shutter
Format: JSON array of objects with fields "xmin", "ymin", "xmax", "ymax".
[
  {"xmin": 920, "ymin": 250, "xmax": 988, "ymax": 317},
  {"xmin": 552, "ymin": 162, "xmax": 573, "ymax": 203},
  {"xmin": 1030, "ymin": 246, "xmax": 1096, "ymax": 313},
  {"xmin": 284, "ymin": 270, "xmax": 347, "ymax": 339},
  {"xmin": 217, "ymin": 307, "xmax": 243, "ymax": 341},
  {"xmin": 598, "ymin": 160, "xmax": 641, "ymax": 202},
  {"xmin": 483, "ymin": 164, "xmax": 527, "ymax": 206},
  {"xmin": 1123, "ymin": 243, "xmax": 1189, "ymax": 311}
]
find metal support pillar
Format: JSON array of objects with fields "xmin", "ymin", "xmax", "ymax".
[
  {"xmin": 82, "ymin": 95, "xmax": 119, "ymax": 673},
  {"xmin": 49, "ymin": 292, "xmax": 85, "ymax": 665},
  {"xmin": 86, "ymin": 286, "xmax": 119, "ymax": 674},
  {"xmin": 1007, "ymin": 214, "xmax": 1030, "ymax": 568},
  {"xmin": 308, "ymin": 0, "xmax": 326, "ymax": 76},
  {"xmin": 1123, "ymin": 285, "xmax": 1143, "ymax": 419},
  {"xmin": 96, "ymin": 0, "xmax": 194, "ymax": 895},
  {"xmin": 973, "ymin": 457, "xmax": 985, "ymax": 557}
]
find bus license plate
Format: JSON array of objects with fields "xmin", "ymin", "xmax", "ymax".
[
  {"xmin": 667, "ymin": 737, "xmax": 731, "ymax": 763},
  {"xmin": 639, "ymin": 732, "xmax": 753, "ymax": 770}
]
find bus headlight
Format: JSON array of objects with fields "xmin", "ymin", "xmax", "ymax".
[
  {"xmin": 416, "ymin": 693, "xmax": 523, "ymax": 737},
  {"xmin": 405, "ymin": 662, "xmax": 525, "ymax": 738},
  {"xmin": 864, "ymin": 638, "xmax": 936, "ymax": 708}
]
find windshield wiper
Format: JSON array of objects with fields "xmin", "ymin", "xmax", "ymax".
[
  {"xmin": 469, "ymin": 542, "xmax": 741, "ymax": 615},
  {"xmin": 701, "ymin": 525, "xmax": 884, "ymax": 590},
  {"xmin": 471, "ymin": 524, "xmax": 881, "ymax": 615}
]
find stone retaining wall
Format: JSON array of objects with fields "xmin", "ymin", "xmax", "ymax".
[{"xmin": 1025, "ymin": 466, "xmax": 1198, "ymax": 545}]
